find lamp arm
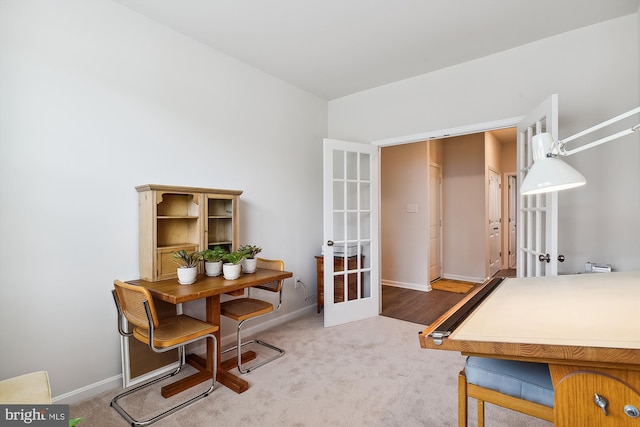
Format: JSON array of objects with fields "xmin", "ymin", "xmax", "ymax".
[
  {"xmin": 556, "ymin": 106, "xmax": 640, "ymax": 156},
  {"xmin": 559, "ymin": 127, "xmax": 638, "ymax": 156}
]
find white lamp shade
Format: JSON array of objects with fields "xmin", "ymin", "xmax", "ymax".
[{"xmin": 520, "ymin": 156, "xmax": 586, "ymax": 195}]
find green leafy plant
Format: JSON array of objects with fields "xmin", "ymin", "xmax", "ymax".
[
  {"xmin": 69, "ymin": 418, "xmax": 83, "ymax": 427},
  {"xmin": 200, "ymin": 246, "xmax": 227, "ymax": 262},
  {"xmin": 238, "ymin": 244, "xmax": 262, "ymax": 259},
  {"xmin": 172, "ymin": 249, "xmax": 203, "ymax": 268},
  {"xmin": 223, "ymin": 250, "xmax": 246, "ymax": 265}
]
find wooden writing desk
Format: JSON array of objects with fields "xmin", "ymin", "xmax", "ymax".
[
  {"xmin": 419, "ymin": 271, "xmax": 640, "ymax": 426},
  {"xmin": 128, "ymin": 267, "xmax": 292, "ymax": 395}
]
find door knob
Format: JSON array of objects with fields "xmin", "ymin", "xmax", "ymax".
[
  {"xmin": 558, "ymin": 254, "xmax": 565, "ymax": 262},
  {"xmin": 327, "ymin": 240, "xmax": 334, "ymax": 246}
]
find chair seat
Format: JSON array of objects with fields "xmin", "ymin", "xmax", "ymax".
[
  {"xmin": 465, "ymin": 356, "xmax": 554, "ymax": 408},
  {"xmin": 221, "ymin": 298, "xmax": 273, "ymax": 322},
  {"xmin": 0, "ymin": 371, "xmax": 51, "ymax": 404},
  {"xmin": 134, "ymin": 315, "xmax": 219, "ymax": 348}
]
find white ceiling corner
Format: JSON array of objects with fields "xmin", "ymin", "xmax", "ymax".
[{"xmin": 113, "ymin": 0, "xmax": 640, "ymax": 100}]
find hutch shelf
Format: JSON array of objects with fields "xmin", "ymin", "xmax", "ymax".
[{"xmin": 136, "ymin": 184, "xmax": 242, "ymax": 282}]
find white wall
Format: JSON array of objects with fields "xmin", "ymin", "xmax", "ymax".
[
  {"xmin": 329, "ymin": 14, "xmax": 640, "ymax": 275},
  {"xmin": 0, "ymin": 0, "xmax": 326, "ymax": 400}
]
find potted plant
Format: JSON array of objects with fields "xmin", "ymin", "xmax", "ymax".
[
  {"xmin": 222, "ymin": 250, "xmax": 246, "ymax": 280},
  {"xmin": 172, "ymin": 249, "xmax": 202, "ymax": 285},
  {"xmin": 239, "ymin": 244, "xmax": 262, "ymax": 274},
  {"xmin": 200, "ymin": 246, "xmax": 227, "ymax": 277}
]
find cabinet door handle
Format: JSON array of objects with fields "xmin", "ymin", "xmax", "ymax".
[
  {"xmin": 327, "ymin": 240, "xmax": 334, "ymax": 246},
  {"xmin": 594, "ymin": 393, "xmax": 608, "ymax": 416}
]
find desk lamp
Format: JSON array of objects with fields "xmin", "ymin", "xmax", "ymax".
[{"xmin": 520, "ymin": 106, "xmax": 640, "ymax": 195}]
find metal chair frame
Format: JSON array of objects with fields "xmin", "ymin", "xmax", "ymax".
[
  {"xmin": 110, "ymin": 286, "xmax": 218, "ymax": 427},
  {"xmin": 221, "ymin": 258, "xmax": 285, "ymax": 374}
]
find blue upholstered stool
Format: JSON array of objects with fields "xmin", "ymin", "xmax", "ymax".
[{"xmin": 459, "ymin": 356, "xmax": 554, "ymax": 426}]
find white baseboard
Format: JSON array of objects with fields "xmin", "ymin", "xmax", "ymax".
[
  {"xmin": 441, "ymin": 273, "xmax": 484, "ymax": 283},
  {"xmin": 52, "ymin": 305, "xmax": 318, "ymax": 405},
  {"xmin": 382, "ymin": 279, "xmax": 431, "ymax": 292},
  {"xmin": 54, "ymin": 374, "xmax": 121, "ymax": 405}
]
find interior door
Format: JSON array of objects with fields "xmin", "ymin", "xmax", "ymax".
[
  {"xmin": 508, "ymin": 175, "xmax": 517, "ymax": 269},
  {"xmin": 323, "ymin": 138, "xmax": 379, "ymax": 327},
  {"xmin": 488, "ymin": 168, "xmax": 501, "ymax": 277},
  {"xmin": 428, "ymin": 163, "xmax": 442, "ymax": 282},
  {"xmin": 516, "ymin": 94, "xmax": 559, "ymax": 277}
]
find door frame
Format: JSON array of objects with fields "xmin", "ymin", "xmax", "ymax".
[
  {"xmin": 373, "ymin": 116, "xmax": 523, "ymax": 287},
  {"xmin": 487, "ymin": 167, "xmax": 502, "ymax": 278},
  {"xmin": 372, "ymin": 117, "xmax": 523, "ymax": 147},
  {"xmin": 504, "ymin": 172, "xmax": 517, "ymax": 269},
  {"xmin": 428, "ymin": 161, "xmax": 443, "ymax": 284}
]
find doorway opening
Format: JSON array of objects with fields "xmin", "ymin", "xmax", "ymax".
[{"xmin": 379, "ymin": 126, "xmax": 517, "ymax": 325}]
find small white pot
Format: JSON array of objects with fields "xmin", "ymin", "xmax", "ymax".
[
  {"xmin": 205, "ymin": 260, "xmax": 223, "ymax": 277},
  {"xmin": 242, "ymin": 258, "xmax": 257, "ymax": 274},
  {"xmin": 177, "ymin": 267, "xmax": 197, "ymax": 285},
  {"xmin": 223, "ymin": 263, "xmax": 242, "ymax": 280}
]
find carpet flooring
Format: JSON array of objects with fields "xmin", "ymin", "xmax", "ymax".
[{"xmin": 70, "ymin": 311, "xmax": 551, "ymax": 427}]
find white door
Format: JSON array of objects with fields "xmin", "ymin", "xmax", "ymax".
[
  {"xmin": 516, "ymin": 94, "xmax": 559, "ymax": 277},
  {"xmin": 488, "ymin": 169, "xmax": 501, "ymax": 277},
  {"xmin": 507, "ymin": 175, "xmax": 517, "ymax": 269},
  {"xmin": 323, "ymin": 138, "xmax": 379, "ymax": 327},
  {"xmin": 428, "ymin": 163, "xmax": 442, "ymax": 282}
]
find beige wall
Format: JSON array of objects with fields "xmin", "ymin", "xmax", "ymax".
[
  {"xmin": 442, "ymin": 134, "xmax": 486, "ymax": 280},
  {"xmin": 381, "ymin": 142, "xmax": 429, "ymax": 287}
]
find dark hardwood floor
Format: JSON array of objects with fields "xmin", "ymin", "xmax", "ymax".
[
  {"xmin": 381, "ymin": 269, "xmax": 516, "ymax": 325},
  {"xmin": 381, "ymin": 285, "xmax": 470, "ymax": 325}
]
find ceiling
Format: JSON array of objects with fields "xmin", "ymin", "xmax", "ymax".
[{"xmin": 114, "ymin": 0, "xmax": 639, "ymax": 100}]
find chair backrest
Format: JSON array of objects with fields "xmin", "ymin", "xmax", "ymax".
[
  {"xmin": 254, "ymin": 258, "xmax": 285, "ymax": 293},
  {"xmin": 113, "ymin": 280, "xmax": 159, "ymax": 329}
]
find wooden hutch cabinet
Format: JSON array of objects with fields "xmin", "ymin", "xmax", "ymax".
[
  {"xmin": 136, "ymin": 184, "xmax": 242, "ymax": 282},
  {"xmin": 123, "ymin": 185, "xmax": 242, "ymax": 386}
]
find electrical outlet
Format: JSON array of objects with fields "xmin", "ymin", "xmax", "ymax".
[{"xmin": 294, "ymin": 277, "xmax": 300, "ymax": 288}]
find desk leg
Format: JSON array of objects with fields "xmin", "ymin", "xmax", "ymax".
[
  {"xmin": 160, "ymin": 295, "xmax": 251, "ymax": 397},
  {"xmin": 207, "ymin": 295, "xmax": 250, "ymax": 394}
]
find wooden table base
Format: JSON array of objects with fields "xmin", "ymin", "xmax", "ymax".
[{"xmin": 160, "ymin": 352, "xmax": 257, "ymax": 397}]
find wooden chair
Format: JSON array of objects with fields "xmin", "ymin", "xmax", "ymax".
[
  {"xmin": 459, "ymin": 356, "xmax": 554, "ymax": 427},
  {"xmin": 220, "ymin": 258, "xmax": 285, "ymax": 374},
  {"xmin": 111, "ymin": 280, "xmax": 218, "ymax": 427}
]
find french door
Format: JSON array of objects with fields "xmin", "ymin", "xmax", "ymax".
[
  {"xmin": 322, "ymin": 138, "xmax": 379, "ymax": 327},
  {"xmin": 516, "ymin": 94, "xmax": 559, "ymax": 277}
]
